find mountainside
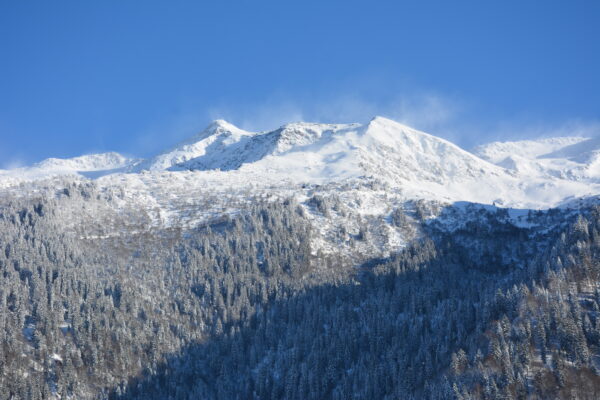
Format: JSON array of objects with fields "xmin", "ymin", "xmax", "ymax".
[
  {"xmin": 3, "ymin": 116, "xmax": 599, "ymax": 210},
  {"xmin": 1, "ymin": 180, "xmax": 600, "ymax": 400},
  {"xmin": 34, "ymin": 152, "xmax": 134, "ymax": 172},
  {"xmin": 2, "ymin": 117, "xmax": 600, "ymax": 399},
  {"xmin": 1, "ymin": 117, "xmax": 598, "ymax": 258},
  {"xmin": 1, "ymin": 116, "xmax": 599, "ymax": 264},
  {"xmin": 136, "ymin": 117, "xmax": 505, "ymax": 185},
  {"xmin": 475, "ymin": 135, "xmax": 600, "ymax": 182},
  {"xmin": 133, "ymin": 120, "xmax": 260, "ymax": 171},
  {"xmin": 135, "ymin": 116, "xmax": 505, "ymax": 181},
  {"xmin": 0, "ymin": 152, "xmax": 136, "ymax": 182}
]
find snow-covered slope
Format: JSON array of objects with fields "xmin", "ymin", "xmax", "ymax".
[
  {"xmin": 134, "ymin": 120, "xmax": 258, "ymax": 171},
  {"xmin": 474, "ymin": 135, "xmax": 600, "ymax": 182},
  {"xmin": 0, "ymin": 152, "xmax": 136, "ymax": 183},
  {"xmin": 134, "ymin": 116, "xmax": 506, "ymax": 185},
  {"xmin": 36, "ymin": 152, "xmax": 135, "ymax": 172},
  {"xmin": 473, "ymin": 137, "xmax": 588, "ymax": 163},
  {"xmin": 134, "ymin": 119, "xmax": 363, "ymax": 173},
  {"xmin": 3, "ymin": 116, "xmax": 600, "ymax": 264},
  {"xmin": 2, "ymin": 116, "xmax": 600, "ymax": 211}
]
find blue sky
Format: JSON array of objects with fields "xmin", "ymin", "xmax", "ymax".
[{"xmin": 1, "ymin": 0, "xmax": 599, "ymax": 165}]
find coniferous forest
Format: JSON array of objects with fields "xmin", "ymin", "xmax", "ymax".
[
  {"xmin": 3, "ymin": 0, "xmax": 598, "ymax": 398},
  {"xmin": 2, "ymin": 184, "xmax": 600, "ymax": 399}
]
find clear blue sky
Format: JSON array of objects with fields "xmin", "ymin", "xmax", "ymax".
[{"xmin": 1, "ymin": 0, "xmax": 599, "ymax": 165}]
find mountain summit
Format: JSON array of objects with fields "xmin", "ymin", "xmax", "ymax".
[
  {"xmin": 135, "ymin": 116, "xmax": 503, "ymax": 183},
  {"xmin": 134, "ymin": 120, "xmax": 256, "ymax": 171},
  {"xmin": 136, "ymin": 119, "xmax": 359, "ymax": 173}
]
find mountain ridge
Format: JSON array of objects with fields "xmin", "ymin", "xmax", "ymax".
[{"xmin": 2, "ymin": 116, "xmax": 600, "ymax": 210}]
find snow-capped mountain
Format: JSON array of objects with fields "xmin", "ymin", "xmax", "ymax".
[
  {"xmin": 2, "ymin": 115, "xmax": 600, "ymax": 267},
  {"xmin": 134, "ymin": 117, "xmax": 504, "ymax": 183},
  {"xmin": 2, "ymin": 116, "xmax": 600, "ymax": 212}
]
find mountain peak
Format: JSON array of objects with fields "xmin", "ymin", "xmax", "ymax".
[
  {"xmin": 134, "ymin": 120, "xmax": 255, "ymax": 171},
  {"xmin": 184, "ymin": 119, "xmax": 249, "ymax": 144},
  {"xmin": 206, "ymin": 119, "xmax": 241, "ymax": 132},
  {"xmin": 368, "ymin": 115, "xmax": 410, "ymax": 128},
  {"xmin": 365, "ymin": 116, "xmax": 432, "ymax": 139},
  {"xmin": 369, "ymin": 115, "xmax": 396, "ymax": 124}
]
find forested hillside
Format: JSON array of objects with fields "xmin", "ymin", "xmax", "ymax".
[{"xmin": 1, "ymin": 184, "xmax": 600, "ymax": 399}]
